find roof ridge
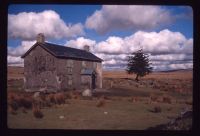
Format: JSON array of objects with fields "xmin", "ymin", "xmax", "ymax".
[
  {"xmin": 44, "ymin": 42, "xmax": 91, "ymax": 53},
  {"xmin": 22, "ymin": 42, "xmax": 103, "ymax": 62}
]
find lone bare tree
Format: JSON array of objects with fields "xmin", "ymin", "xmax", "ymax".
[{"xmin": 126, "ymin": 49, "xmax": 152, "ymax": 81}]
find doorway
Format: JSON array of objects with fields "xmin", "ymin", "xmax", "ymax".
[{"xmin": 91, "ymin": 73, "xmax": 96, "ymax": 89}]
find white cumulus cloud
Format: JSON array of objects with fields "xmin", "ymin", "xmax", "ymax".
[
  {"xmin": 95, "ymin": 29, "xmax": 193, "ymax": 55},
  {"xmin": 8, "ymin": 40, "xmax": 36, "ymax": 57},
  {"xmin": 7, "ymin": 40, "xmax": 35, "ymax": 66},
  {"xmin": 7, "ymin": 56, "xmax": 24, "ymax": 66},
  {"xmin": 64, "ymin": 37, "xmax": 96, "ymax": 52},
  {"xmin": 8, "ymin": 10, "xmax": 84, "ymax": 40},
  {"xmin": 85, "ymin": 5, "xmax": 172, "ymax": 34},
  {"xmin": 61, "ymin": 29, "xmax": 193, "ymax": 71},
  {"xmin": 8, "ymin": 29, "xmax": 193, "ymax": 71}
]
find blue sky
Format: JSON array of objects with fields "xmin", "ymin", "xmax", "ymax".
[{"xmin": 7, "ymin": 5, "xmax": 193, "ymax": 71}]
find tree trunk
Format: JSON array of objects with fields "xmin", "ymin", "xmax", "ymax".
[{"xmin": 135, "ymin": 74, "xmax": 139, "ymax": 82}]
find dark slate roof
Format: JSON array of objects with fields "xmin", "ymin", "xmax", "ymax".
[
  {"xmin": 21, "ymin": 42, "xmax": 103, "ymax": 62},
  {"xmin": 81, "ymin": 69, "xmax": 96, "ymax": 75}
]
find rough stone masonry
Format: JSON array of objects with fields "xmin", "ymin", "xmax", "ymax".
[{"xmin": 21, "ymin": 33, "xmax": 103, "ymax": 92}]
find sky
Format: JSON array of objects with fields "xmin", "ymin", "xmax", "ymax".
[{"xmin": 7, "ymin": 5, "xmax": 193, "ymax": 71}]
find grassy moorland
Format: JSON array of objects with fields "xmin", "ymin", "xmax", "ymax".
[
  {"xmin": 7, "ymin": 66, "xmax": 192, "ymax": 129},
  {"xmin": 103, "ymin": 70, "xmax": 192, "ymax": 79}
]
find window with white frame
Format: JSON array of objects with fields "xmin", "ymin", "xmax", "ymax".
[
  {"xmin": 93, "ymin": 62, "xmax": 97, "ymax": 69},
  {"xmin": 68, "ymin": 75, "xmax": 72, "ymax": 85},
  {"xmin": 82, "ymin": 61, "xmax": 86, "ymax": 67},
  {"xmin": 67, "ymin": 60, "xmax": 73, "ymax": 67},
  {"xmin": 66, "ymin": 60, "xmax": 73, "ymax": 74}
]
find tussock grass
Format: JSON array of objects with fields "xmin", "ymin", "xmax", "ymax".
[
  {"xmin": 96, "ymin": 97, "xmax": 106, "ymax": 107},
  {"xmin": 72, "ymin": 92, "xmax": 81, "ymax": 99},
  {"xmin": 129, "ymin": 96, "xmax": 139, "ymax": 103},
  {"xmin": 149, "ymin": 106, "xmax": 162, "ymax": 113},
  {"xmin": 162, "ymin": 95, "xmax": 172, "ymax": 104},
  {"xmin": 32, "ymin": 103, "xmax": 44, "ymax": 119},
  {"xmin": 185, "ymin": 99, "xmax": 192, "ymax": 105},
  {"xmin": 149, "ymin": 94, "xmax": 159, "ymax": 103},
  {"xmin": 54, "ymin": 93, "xmax": 65, "ymax": 105},
  {"xmin": 8, "ymin": 93, "xmax": 33, "ymax": 111},
  {"xmin": 47, "ymin": 93, "xmax": 56, "ymax": 104}
]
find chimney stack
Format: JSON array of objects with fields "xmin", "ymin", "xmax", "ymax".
[
  {"xmin": 84, "ymin": 45, "xmax": 90, "ymax": 52},
  {"xmin": 36, "ymin": 33, "xmax": 45, "ymax": 43}
]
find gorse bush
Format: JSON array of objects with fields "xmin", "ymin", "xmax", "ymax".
[
  {"xmin": 8, "ymin": 93, "xmax": 32, "ymax": 110},
  {"xmin": 97, "ymin": 96, "xmax": 106, "ymax": 107},
  {"xmin": 47, "ymin": 94, "xmax": 56, "ymax": 104},
  {"xmin": 19, "ymin": 96, "xmax": 33, "ymax": 109},
  {"xmin": 46, "ymin": 93, "xmax": 66, "ymax": 105},
  {"xmin": 162, "ymin": 95, "xmax": 172, "ymax": 104},
  {"xmin": 149, "ymin": 94, "xmax": 158, "ymax": 102},
  {"xmin": 54, "ymin": 93, "xmax": 65, "ymax": 105},
  {"xmin": 9, "ymin": 99, "xmax": 19, "ymax": 111},
  {"xmin": 153, "ymin": 106, "xmax": 162, "ymax": 113},
  {"xmin": 32, "ymin": 103, "xmax": 44, "ymax": 119}
]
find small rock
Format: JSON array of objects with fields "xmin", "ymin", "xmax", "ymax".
[
  {"xmin": 59, "ymin": 115, "xmax": 65, "ymax": 119},
  {"xmin": 33, "ymin": 92, "xmax": 40, "ymax": 98},
  {"xmin": 82, "ymin": 89, "xmax": 92, "ymax": 97},
  {"xmin": 104, "ymin": 111, "xmax": 108, "ymax": 115}
]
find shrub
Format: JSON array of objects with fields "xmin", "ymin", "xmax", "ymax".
[
  {"xmin": 42, "ymin": 99, "xmax": 52, "ymax": 107},
  {"xmin": 22, "ymin": 97, "xmax": 33, "ymax": 109},
  {"xmin": 32, "ymin": 97, "xmax": 43, "ymax": 109},
  {"xmin": 73, "ymin": 92, "xmax": 81, "ymax": 99},
  {"xmin": 8, "ymin": 92, "xmax": 32, "ymax": 110},
  {"xmin": 8, "ymin": 98, "xmax": 19, "ymax": 111},
  {"xmin": 149, "ymin": 94, "xmax": 158, "ymax": 102},
  {"xmin": 16, "ymin": 95, "xmax": 33, "ymax": 109},
  {"xmin": 8, "ymin": 107, "xmax": 17, "ymax": 115},
  {"xmin": 167, "ymin": 107, "xmax": 173, "ymax": 111},
  {"xmin": 73, "ymin": 95, "xmax": 79, "ymax": 99},
  {"xmin": 46, "ymin": 93, "xmax": 66, "ymax": 105},
  {"xmin": 47, "ymin": 94, "xmax": 56, "ymax": 104},
  {"xmin": 162, "ymin": 95, "xmax": 172, "ymax": 104},
  {"xmin": 153, "ymin": 106, "xmax": 162, "ymax": 113},
  {"xmin": 96, "ymin": 99, "xmax": 105, "ymax": 107},
  {"xmin": 39, "ymin": 93, "xmax": 46, "ymax": 101},
  {"xmin": 8, "ymin": 92, "xmax": 17, "ymax": 101},
  {"xmin": 54, "ymin": 93, "xmax": 65, "ymax": 105},
  {"xmin": 129, "ymin": 97, "xmax": 138, "ymax": 102},
  {"xmin": 104, "ymin": 96, "xmax": 110, "ymax": 100},
  {"xmin": 32, "ymin": 104, "xmax": 44, "ymax": 119},
  {"xmin": 64, "ymin": 92, "xmax": 73, "ymax": 99},
  {"xmin": 149, "ymin": 81, "xmax": 154, "ymax": 86},
  {"xmin": 21, "ymin": 107, "xmax": 27, "ymax": 114},
  {"xmin": 163, "ymin": 88, "xmax": 169, "ymax": 92},
  {"xmin": 185, "ymin": 99, "xmax": 192, "ymax": 105}
]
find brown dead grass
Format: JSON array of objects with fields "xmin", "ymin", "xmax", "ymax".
[
  {"xmin": 46, "ymin": 93, "xmax": 66, "ymax": 105},
  {"xmin": 162, "ymin": 95, "xmax": 172, "ymax": 104},
  {"xmin": 8, "ymin": 93, "xmax": 33, "ymax": 110},
  {"xmin": 54, "ymin": 93, "xmax": 65, "ymax": 105},
  {"xmin": 32, "ymin": 103, "xmax": 44, "ymax": 119},
  {"xmin": 7, "ymin": 66, "xmax": 24, "ymax": 80},
  {"xmin": 149, "ymin": 94, "xmax": 159, "ymax": 103},
  {"xmin": 103, "ymin": 70, "xmax": 192, "ymax": 80},
  {"xmin": 7, "ymin": 66, "xmax": 192, "ymax": 80},
  {"xmin": 96, "ymin": 96, "xmax": 106, "ymax": 107},
  {"xmin": 129, "ymin": 96, "xmax": 139, "ymax": 103},
  {"xmin": 153, "ymin": 106, "xmax": 162, "ymax": 113}
]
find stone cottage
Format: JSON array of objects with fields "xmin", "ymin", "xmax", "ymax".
[{"xmin": 21, "ymin": 33, "xmax": 103, "ymax": 92}]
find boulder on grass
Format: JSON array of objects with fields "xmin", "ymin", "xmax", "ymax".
[{"xmin": 82, "ymin": 89, "xmax": 92, "ymax": 97}]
